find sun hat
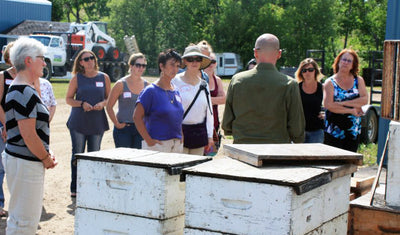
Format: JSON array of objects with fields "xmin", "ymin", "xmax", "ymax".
[{"xmin": 181, "ymin": 45, "xmax": 212, "ymax": 69}]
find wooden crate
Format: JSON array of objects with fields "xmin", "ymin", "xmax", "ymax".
[
  {"xmin": 381, "ymin": 40, "xmax": 400, "ymax": 120},
  {"xmin": 349, "ymin": 193, "xmax": 400, "ymax": 235},
  {"xmin": 183, "ymin": 157, "xmax": 356, "ymax": 235},
  {"xmin": 75, "ymin": 207, "xmax": 184, "ymax": 235},
  {"xmin": 224, "ymin": 143, "xmax": 363, "ymax": 167}
]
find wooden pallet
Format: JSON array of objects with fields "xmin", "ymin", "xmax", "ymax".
[{"xmin": 223, "ymin": 143, "xmax": 363, "ymax": 167}]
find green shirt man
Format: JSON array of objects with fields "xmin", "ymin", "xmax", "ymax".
[{"xmin": 222, "ymin": 34, "xmax": 305, "ymax": 144}]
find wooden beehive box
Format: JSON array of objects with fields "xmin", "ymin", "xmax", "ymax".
[
  {"xmin": 74, "ymin": 148, "xmax": 211, "ymax": 234},
  {"xmin": 381, "ymin": 40, "xmax": 400, "ymax": 120},
  {"xmin": 183, "ymin": 157, "xmax": 357, "ymax": 235}
]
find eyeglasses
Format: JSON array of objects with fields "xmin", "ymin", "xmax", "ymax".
[
  {"xmin": 81, "ymin": 56, "xmax": 95, "ymax": 62},
  {"xmin": 301, "ymin": 68, "xmax": 315, "ymax": 73},
  {"xmin": 133, "ymin": 63, "xmax": 147, "ymax": 68},
  {"xmin": 36, "ymin": 55, "xmax": 45, "ymax": 61},
  {"xmin": 210, "ymin": 59, "xmax": 217, "ymax": 64},
  {"xmin": 341, "ymin": 58, "xmax": 353, "ymax": 63},
  {"xmin": 185, "ymin": 57, "xmax": 202, "ymax": 62}
]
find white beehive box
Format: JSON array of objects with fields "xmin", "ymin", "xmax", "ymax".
[
  {"xmin": 74, "ymin": 148, "xmax": 211, "ymax": 234},
  {"xmin": 387, "ymin": 121, "xmax": 400, "ymax": 207},
  {"xmin": 75, "ymin": 207, "xmax": 184, "ymax": 235},
  {"xmin": 183, "ymin": 157, "xmax": 357, "ymax": 235}
]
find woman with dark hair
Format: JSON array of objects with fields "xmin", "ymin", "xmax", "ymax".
[
  {"xmin": 323, "ymin": 49, "xmax": 368, "ymax": 152},
  {"xmin": 66, "ymin": 49, "xmax": 110, "ymax": 197},
  {"xmin": 133, "ymin": 49, "xmax": 184, "ymax": 153},
  {"xmin": 246, "ymin": 58, "xmax": 257, "ymax": 70},
  {"xmin": 106, "ymin": 53, "xmax": 148, "ymax": 148},
  {"xmin": 295, "ymin": 58, "xmax": 324, "ymax": 143}
]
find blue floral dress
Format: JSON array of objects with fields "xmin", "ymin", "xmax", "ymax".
[{"xmin": 324, "ymin": 76, "xmax": 361, "ymax": 140}]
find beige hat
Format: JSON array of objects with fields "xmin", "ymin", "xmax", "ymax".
[{"xmin": 181, "ymin": 45, "xmax": 212, "ymax": 69}]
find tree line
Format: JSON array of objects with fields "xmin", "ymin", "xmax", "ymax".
[{"xmin": 50, "ymin": 0, "xmax": 387, "ymax": 75}]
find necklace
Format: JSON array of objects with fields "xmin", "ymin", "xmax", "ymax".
[{"xmin": 165, "ymin": 90, "xmax": 174, "ymax": 104}]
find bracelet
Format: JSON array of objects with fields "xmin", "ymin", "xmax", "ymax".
[
  {"xmin": 80, "ymin": 101, "xmax": 84, "ymax": 107},
  {"xmin": 40, "ymin": 152, "xmax": 51, "ymax": 161}
]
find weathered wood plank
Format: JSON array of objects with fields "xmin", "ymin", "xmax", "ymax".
[
  {"xmin": 381, "ymin": 40, "xmax": 400, "ymax": 120},
  {"xmin": 224, "ymin": 144, "xmax": 363, "ymax": 166},
  {"xmin": 76, "ymin": 148, "xmax": 211, "ymax": 175}
]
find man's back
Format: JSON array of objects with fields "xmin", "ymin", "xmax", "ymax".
[{"xmin": 222, "ymin": 63, "xmax": 305, "ymax": 144}]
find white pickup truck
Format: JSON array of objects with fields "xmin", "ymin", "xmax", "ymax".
[
  {"xmin": 28, "ymin": 34, "xmax": 127, "ymax": 81},
  {"xmin": 29, "ymin": 35, "xmax": 68, "ymax": 79}
]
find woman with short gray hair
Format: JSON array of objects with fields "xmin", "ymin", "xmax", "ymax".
[{"xmin": 3, "ymin": 37, "xmax": 57, "ymax": 234}]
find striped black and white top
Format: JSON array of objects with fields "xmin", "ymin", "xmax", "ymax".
[{"xmin": 5, "ymin": 85, "xmax": 49, "ymax": 162}]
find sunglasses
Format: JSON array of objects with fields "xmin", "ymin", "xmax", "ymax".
[
  {"xmin": 341, "ymin": 58, "xmax": 353, "ymax": 63},
  {"xmin": 133, "ymin": 63, "xmax": 147, "ymax": 68},
  {"xmin": 81, "ymin": 56, "xmax": 95, "ymax": 62},
  {"xmin": 210, "ymin": 59, "xmax": 217, "ymax": 64},
  {"xmin": 301, "ymin": 68, "xmax": 315, "ymax": 73},
  {"xmin": 185, "ymin": 57, "xmax": 202, "ymax": 62}
]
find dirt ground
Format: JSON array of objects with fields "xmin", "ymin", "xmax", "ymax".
[{"xmin": 0, "ymin": 93, "xmax": 232, "ymax": 234}]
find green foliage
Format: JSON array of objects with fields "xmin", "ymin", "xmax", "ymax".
[
  {"xmin": 51, "ymin": 0, "xmax": 388, "ymax": 73},
  {"xmin": 358, "ymin": 143, "xmax": 378, "ymax": 166}
]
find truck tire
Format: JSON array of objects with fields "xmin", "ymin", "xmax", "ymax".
[
  {"xmin": 92, "ymin": 46, "xmax": 106, "ymax": 61},
  {"xmin": 42, "ymin": 61, "xmax": 52, "ymax": 80},
  {"xmin": 107, "ymin": 47, "xmax": 121, "ymax": 61},
  {"xmin": 108, "ymin": 65, "xmax": 122, "ymax": 82},
  {"xmin": 361, "ymin": 110, "xmax": 378, "ymax": 144}
]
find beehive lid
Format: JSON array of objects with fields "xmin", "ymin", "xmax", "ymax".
[
  {"xmin": 76, "ymin": 148, "xmax": 211, "ymax": 175},
  {"xmin": 183, "ymin": 157, "xmax": 357, "ymax": 195},
  {"xmin": 224, "ymin": 143, "xmax": 363, "ymax": 167}
]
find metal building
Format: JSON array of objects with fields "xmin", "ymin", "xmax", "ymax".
[{"xmin": 0, "ymin": 0, "xmax": 51, "ymax": 56}]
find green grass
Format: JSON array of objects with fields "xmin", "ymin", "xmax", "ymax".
[
  {"xmin": 358, "ymin": 143, "xmax": 378, "ymax": 166},
  {"xmin": 50, "ymin": 79, "xmax": 70, "ymax": 99}
]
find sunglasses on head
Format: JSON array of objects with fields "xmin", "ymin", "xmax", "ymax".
[
  {"xmin": 185, "ymin": 57, "xmax": 202, "ymax": 62},
  {"xmin": 133, "ymin": 63, "xmax": 147, "ymax": 68},
  {"xmin": 301, "ymin": 68, "xmax": 315, "ymax": 73},
  {"xmin": 81, "ymin": 56, "xmax": 95, "ymax": 62}
]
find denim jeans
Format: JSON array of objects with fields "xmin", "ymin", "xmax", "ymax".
[
  {"xmin": 113, "ymin": 124, "xmax": 142, "ymax": 149},
  {"xmin": 69, "ymin": 129, "xmax": 103, "ymax": 193},
  {"xmin": 305, "ymin": 129, "xmax": 324, "ymax": 143}
]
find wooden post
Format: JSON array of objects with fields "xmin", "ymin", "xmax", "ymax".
[{"xmin": 381, "ymin": 40, "xmax": 400, "ymax": 120}]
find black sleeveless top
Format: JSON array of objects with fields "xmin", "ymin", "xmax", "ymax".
[
  {"xmin": 299, "ymin": 82, "xmax": 324, "ymax": 131},
  {"xmin": 1, "ymin": 70, "xmax": 14, "ymax": 109}
]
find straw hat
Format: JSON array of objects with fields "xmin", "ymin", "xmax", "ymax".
[{"xmin": 181, "ymin": 45, "xmax": 212, "ymax": 69}]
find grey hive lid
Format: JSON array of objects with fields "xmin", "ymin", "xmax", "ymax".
[
  {"xmin": 76, "ymin": 148, "xmax": 212, "ymax": 175},
  {"xmin": 183, "ymin": 157, "xmax": 357, "ymax": 195},
  {"xmin": 224, "ymin": 143, "xmax": 363, "ymax": 167}
]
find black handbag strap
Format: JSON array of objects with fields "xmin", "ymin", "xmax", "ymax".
[{"xmin": 183, "ymin": 80, "xmax": 213, "ymax": 120}]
